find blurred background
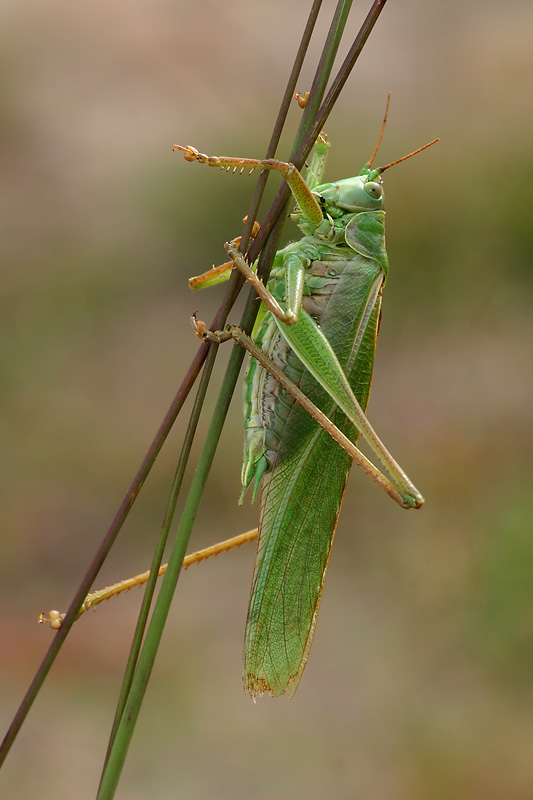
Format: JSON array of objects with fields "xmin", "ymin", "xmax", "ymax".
[{"xmin": 1, "ymin": 0, "xmax": 532, "ymax": 797}]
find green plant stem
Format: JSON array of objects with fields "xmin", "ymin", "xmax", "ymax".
[
  {"xmin": 98, "ymin": 345, "xmax": 219, "ymax": 781},
  {"xmin": 97, "ymin": 339, "xmax": 243, "ymax": 799}
]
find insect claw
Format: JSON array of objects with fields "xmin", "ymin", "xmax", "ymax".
[
  {"xmin": 172, "ymin": 144, "xmax": 202, "ymax": 163},
  {"xmin": 38, "ymin": 610, "xmax": 64, "ymax": 629},
  {"xmin": 191, "ymin": 313, "xmax": 234, "ymax": 344},
  {"xmin": 191, "ymin": 312, "xmax": 207, "ymax": 340}
]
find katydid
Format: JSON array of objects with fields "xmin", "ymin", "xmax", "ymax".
[{"xmin": 174, "ymin": 103, "xmax": 437, "ymax": 697}]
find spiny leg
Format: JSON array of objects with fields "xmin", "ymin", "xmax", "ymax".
[
  {"xmin": 190, "ymin": 315, "xmax": 421, "ymax": 510},
  {"xmin": 39, "ymin": 529, "xmax": 259, "ymax": 628},
  {"xmin": 173, "ymin": 144, "xmax": 324, "ymax": 228}
]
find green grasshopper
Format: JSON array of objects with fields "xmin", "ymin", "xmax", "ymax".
[{"xmin": 174, "ymin": 106, "xmax": 437, "ymax": 698}]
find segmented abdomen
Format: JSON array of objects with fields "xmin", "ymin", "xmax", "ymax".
[{"xmin": 241, "ymin": 248, "xmax": 354, "ymax": 501}]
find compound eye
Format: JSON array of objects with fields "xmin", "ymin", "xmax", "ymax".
[{"xmin": 364, "ymin": 181, "xmax": 382, "ymax": 199}]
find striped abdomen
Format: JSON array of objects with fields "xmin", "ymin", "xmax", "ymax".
[{"xmin": 241, "ymin": 247, "xmax": 355, "ymax": 501}]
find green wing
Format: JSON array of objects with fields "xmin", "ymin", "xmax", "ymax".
[{"xmin": 243, "ymin": 252, "xmax": 384, "ymax": 697}]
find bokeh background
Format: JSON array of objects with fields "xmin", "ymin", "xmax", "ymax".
[{"xmin": 1, "ymin": 0, "xmax": 532, "ymax": 797}]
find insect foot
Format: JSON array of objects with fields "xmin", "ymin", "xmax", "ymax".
[{"xmin": 190, "ymin": 313, "xmax": 234, "ymax": 344}]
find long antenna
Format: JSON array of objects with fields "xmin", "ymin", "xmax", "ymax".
[
  {"xmin": 378, "ymin": 138, "xmax": 439, "ymax": 173},
  {"xmin": 367, "ymin": 91, "xmax": 391, "ymax": 167}
]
